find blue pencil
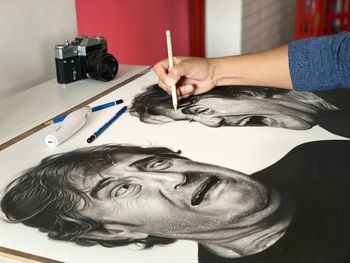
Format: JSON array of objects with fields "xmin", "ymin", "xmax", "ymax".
[
  {"xmin": 48, "ymin": 99, "xmax": 123, "ymax": 124},
  {"xmin": 87, "ymin": 106, "xmax": 127, "ymax": 143}
]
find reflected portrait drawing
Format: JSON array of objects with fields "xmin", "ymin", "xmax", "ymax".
[
  {"xmin": 130, "ymin": 85, "xmax": 350, "ymax": 137},
  {"xmin": 1, "ymin": 144, "xmax": 293, "ymax": 258}
]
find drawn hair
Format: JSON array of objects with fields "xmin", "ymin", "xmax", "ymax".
[
  {"xmin": 130, "ymin": 84, "xmax": 337, "ymax": 124},
  {"xmin": 1, "ymin": 145, "xmax": 186, "ymax": 248}
]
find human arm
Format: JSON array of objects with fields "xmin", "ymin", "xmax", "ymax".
[
  {"xmin": 153, "ymin": 45, "xmax": 292, "ymax": 98},
  {"xmin": 289, "ymin": 32, "xmax": 350, "ymax": 91},
  {"xmin": 153, "ymin": 32, "xmax": 350, "ymax": 97}
]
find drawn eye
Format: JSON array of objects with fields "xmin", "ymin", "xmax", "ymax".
[
  {"xmin": 233, "ymin": 91, "xmax": 261, "ymax": 98},
  {"xmin": 114, "ymin": 184, "xmax": 131, "ymax": 197},
  {"xmin": 243, "ymin": 91, "xmax": 256, "ymax": 96},
  {"xmin": 195, "ymin": 107, "xmax": 215, "ymax": 115},
  {"xmin": 147, "ymin": 157, "xmax": 173, "ymax": 170}
]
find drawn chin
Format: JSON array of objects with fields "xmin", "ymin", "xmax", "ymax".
[{"xmin": 276, "ymin": 118, "xmax": 315, "ymax": 130}]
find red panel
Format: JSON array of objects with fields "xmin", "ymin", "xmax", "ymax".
[
  {"xmin": 189, "ymin": 0, "xmax": 205, "ymax": 57},
  {"xmin": 75, "ymin": 0, "xmax": 191, "ymax": 65},
  {"xmin": 295, "ymin": 0, "xmax": 350, "ymax": 39}
]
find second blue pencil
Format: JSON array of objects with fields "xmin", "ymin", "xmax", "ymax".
[{"xmin": 87, "ymin": 106, "xmax": 128, "ymax": 143}]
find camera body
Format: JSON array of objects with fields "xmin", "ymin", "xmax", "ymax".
[{"xmin": 55, "ymin": 35, "xmax": 118, "ymax": 84}]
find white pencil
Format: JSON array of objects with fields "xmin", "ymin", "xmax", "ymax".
[{"xmin": 166, "ymin": 30, "xmax": 178, "ymax": 111}]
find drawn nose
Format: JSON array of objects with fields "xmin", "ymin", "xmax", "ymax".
[
  {"xmin": 173, "ymin": 175, "xmax": 187, "ymax": 189},
  {"xmin": 195, "ymin": 116, "xmax": 224, "ymax": 127},
  {"xmin": 141, "ymin": 172, "xmax": 186, "ymax": 189}
]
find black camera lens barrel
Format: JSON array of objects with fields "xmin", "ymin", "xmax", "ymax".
[
  {"xmin": 86, "ymin": 52, "xmax": 119, "ymax": 82},
  {"xmin": 55, "ymin": 36, "xmax": 118, "ymax": 84}
]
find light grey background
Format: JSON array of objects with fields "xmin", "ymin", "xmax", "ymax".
[{"xmin": 0, "ymin": 0, "xmax": 77, "ymax": 99}]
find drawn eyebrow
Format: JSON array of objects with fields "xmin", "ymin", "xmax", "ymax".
[{"xmin": 90, "ymin": 177, "xmax": 113, "ymax": 199}]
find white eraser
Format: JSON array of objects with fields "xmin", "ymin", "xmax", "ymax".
[
  {"xmin": 44, "ymin": 107, "xmax": 91, "ymax": 148},
  {"xmin": 45, "ymin": 134, "xmax": 59, "ymax": 148}
]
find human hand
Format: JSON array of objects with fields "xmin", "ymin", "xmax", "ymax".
[{"xmin": 153, "ymin": 56, "xmax": 217, "ymax": 98}]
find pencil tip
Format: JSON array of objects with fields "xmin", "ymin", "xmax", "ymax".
[{"xmin": 44, "ymin": 120, "xmax": 53, "ymax": 125}]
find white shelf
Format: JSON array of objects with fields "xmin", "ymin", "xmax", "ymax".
[{"xmin": 0, "ymin": 64, "xmax": 149, "ymax": 146}]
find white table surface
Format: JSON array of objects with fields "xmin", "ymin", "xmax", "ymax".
[{"xmin": 0, "ymin": 64, "xmax": 149, "ymax": 146}]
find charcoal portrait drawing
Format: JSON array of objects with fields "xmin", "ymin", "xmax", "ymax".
[
  {"xmin": 2, "ymin": 140, "xmax": 350, "ymax": 262},
  {"xmin": 197, "ymin": 140, "xmax": 350, "ymax": 263},
  {"xmin": 1, "ymin": 144, "xmax": 293, "ymax": 259},
  {"xmin": 130, "ymin": 85, "xmax": 350, "ymax": 138}
]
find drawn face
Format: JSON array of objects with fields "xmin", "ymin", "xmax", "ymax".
[
  {"xmin": 76, "ymin": 153, "xmax": 268, "ymax": 239},
  {"xmin": 152, "ymin": 92, "xmax": 320, "ymax": 129}
]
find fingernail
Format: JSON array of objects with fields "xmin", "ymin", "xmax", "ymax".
[
  {"xmin": 165, "ymin": 77, "xmax": 175, "ymax": 86},
  {"xmin": 184, "ymin": 85, "xmax": 194, "ymax": 93}
]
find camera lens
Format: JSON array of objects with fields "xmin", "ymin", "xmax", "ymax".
[{"xmin": 87, "ymin": 52, "xmax": 118, "ymax": 81}]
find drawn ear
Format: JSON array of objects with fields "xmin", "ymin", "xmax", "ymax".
[
  {"xmin": 81, "ymin": 223, "xmax": 148, "ymax": 241},
  {"xmin": 201, "ymin": 243, "xmax": 241, "ymax": 258}
]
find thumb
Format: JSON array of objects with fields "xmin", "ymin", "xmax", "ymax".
[
  {"xmin": 165, "ymin": 59, "xmax": 190, "ymax": 86},
  {"xmin": 164, "ymin": 68, "xmax": 181, "ymax": 87}
]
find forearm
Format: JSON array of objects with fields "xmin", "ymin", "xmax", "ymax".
[
  {"xmin": 210, "ymin": 45, "xmax": 293, "ymax": 89},
  {"xmin": 210, "ymin": 32, "xmax": 350, "ymax": 91},
  {"xmin": 155, "ymin": 32, "xmax": 350, "ymax": 96}
]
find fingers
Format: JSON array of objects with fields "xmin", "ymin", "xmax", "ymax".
[
  {"xmin": 157, "ymin": 81, "xmax": 194, "ymax": 98},
  {"xmin": 154, "ymin": 56, "xmax": 193, "ymax": 95},
  {"xmin": 177, "ymin": 84, "xmax": 194, "ymax": 99},
  {"xmin": 167, "ymin": 59, "xmax": 191, "ymax": 84},
  {"xmin": 154, "ymin": 57, "xmax": 185, "ymax": 94},
  {"xmin": 153, "ymin": 59, "xmax": 169, "ymax": 79},
  {"xmin": 153, "ymin": 59, "xmax": 171, "ymax": 93}
]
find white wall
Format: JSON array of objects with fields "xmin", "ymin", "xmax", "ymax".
[
  {"xmin": 205, "ymin": 0, "xmax": 242, "ymax": 57},
  {"xmin": 0, "ymin": 0, "xmax": 77, "ymax": 99},
  {"xmin": 205, "ymin": 0, "xmax": 295, "ymax": 57}
]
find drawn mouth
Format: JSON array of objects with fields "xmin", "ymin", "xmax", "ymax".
[
  {"xmin": 237, "ymin": 116, "xmax": 277, "ymax": 127},
  {"xmin": 191, "ymin": 176, "xmax": 221, "ymax": 206}
]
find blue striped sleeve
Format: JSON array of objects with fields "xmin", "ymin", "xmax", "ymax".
[{"xmin": 288, "ymin": 32, "xmax": 350, "ymax": 91}]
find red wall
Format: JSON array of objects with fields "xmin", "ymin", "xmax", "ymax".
[{"xmin": 75, "ymin": 0, "xmax": 191, "ymax": 66}]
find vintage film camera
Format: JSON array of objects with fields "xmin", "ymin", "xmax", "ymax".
[{"xmin": 55, "ymin": 35, "xmax": 118, "ymax": 84}]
